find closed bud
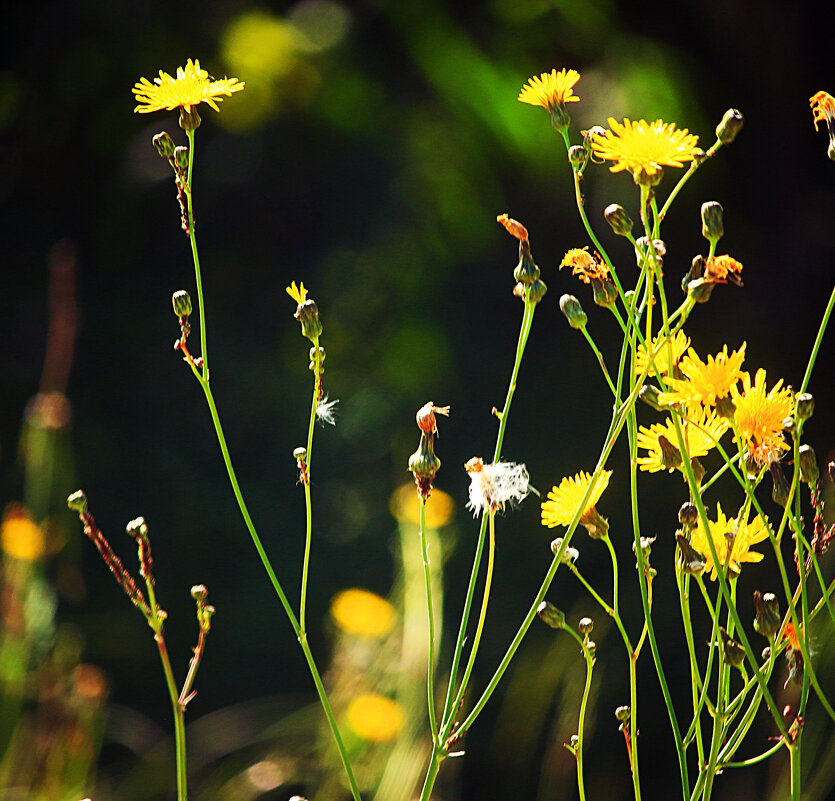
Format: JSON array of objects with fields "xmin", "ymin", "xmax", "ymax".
[
  {"xmin": 658, "ymin": 434, "xmax": 683, "ymax": 470},
  {"xmin": 153, "ymin": 131, "xmax": 176, "ymax": 158},
  {"xmin": 172, "ymin": 290, "xmax": 192, "ymax": 317},
  {"xmin": 174, "ymin": 145, "xmax": 189, "ymax": 172},
  {"xmin": 690, "ymin": 457, "xmax": 706, "ymax": 486},
  {"xmin": 179, "ymin": 106, "xmax": 202, "ymax": 133},
  {"xmin": 719, "ymin": 626, "xmax": 746, "ymax": 667},
  {"xmin": 682, "ymin": 255, "xmax": 705, "ymax": 293},
  {"xmin": 716, "ymin": 109, "xmax": 744, "ymax": 144},
  {"xmin": 310, "ymin": 346, "xmax": 326, "ymax": 364},
  {"xmin": 799, "ymin": 444, "xmax": 820, "ymax": 485},
  {"xmin": 615, "ymin": 705, "xmax": 631, "ymax": 723},
  {"xmin": 408, "ymin": 432, "xmax": 441, "ymax": 497},
  {"xmin": 527, "ymin": 278, "xmax": 548, "ymax": 304},
  {"xmin": 678, "ymin": 502, "xmax": 698, "ymax": 529},
  {"xmin": 126, "ymin": 516, "xmax": 148, "ymax": 539},
  {"xmin": 638, "ymin": 384, "xmax": 666, "ymax": 412},
  {"xmin": 549, "ymin": 105, "xmax": 571, "ymax": 133},
  {"xmin": 67, "ymin": 490, "xmax": 88, "ymax": 515},
  {"xmin": 686, "ymin": 277, "xmax": 715, "ymax": 304},
  {"xmin": 550, "ymin": 537, "xmax": 579, "ymax": 564},
  {"xmin": 770, "ymin": 461, "xmax": 790, "ymax": 507},
  {"xmin": 753, "ymin": 590, "xmax": 780, "ymax": 639},
  {"xmin": 701, "ymin": 201, "xmax": 724, "ymax": 244},
  {"xmin": 795, "ymin": 393, "xmax": 814, "ymax": 422},
  {"xmin": 675, "ymin": 533, "xmax": 706, "ymax": 575},
  {"xmin": 295, "ymin": 299, "xmax": 323, "ymax": 341},
  {"xmin": 592, "ymin": 277, "xmax": 618, "ymax": 309},
  {"xmin": 828, "ymin": 461, "xmax": 835, "ymax": 485},
  {"xmin": 513, "ymin": 240, "xmax": 541, "ymax": 285},
  {"xmin": 568, "ymin": 145, "xmax": 588, "ymax": 167},
  {"xmin": 293, "ymin": 446, "xmax": 307, "ymax": 462},
  {"xmin": 578, "ymin": 617, "xmax": 594, "ymax": 635},
  {"xmin": 604, "ymin": 204, "xmax": 634, "ymax": 237},
  {"xmin": 190, "ymin": 584, "xmax": 209, "ymax": 601},
  {"xmin": 559, "ymin": 294, "xmax": 587, "ymax": 329},
  {"xmin": 536, "ymin": 601, "xmax": 565, "ymax": 630},
  {"xmin": 715, "ymin": 394, "xmax": 736, "ymax": 420}
]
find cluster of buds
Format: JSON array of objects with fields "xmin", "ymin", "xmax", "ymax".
[
  {"xmin": 152, "ymin": 131, "xmax": 192, "ymax": 234},
  {"xmin": 496, "ymin": 215, "xmax": 547, "ymax": 305},
  {"xmin": 171, "ymin": 290, "xmax": 203, "ymax": 370},
  {"xmin": 408, "ymin": 402, "xmax": 449, "ymax": 498}
]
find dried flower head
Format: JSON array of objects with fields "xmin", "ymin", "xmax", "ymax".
[
  {"xmin": 589, "ymin": 118, "xmax": 700, "ymax": 179},
  {"xmin": 496, "ymin": 214, "xmax": 529, "ymax": 242},
  {"xmin": 690, "ymin": 502, "xmax": 769, "ymax": 579},
  {"xmin": 658, "ymin": 344, "xmax": 747, "ymax": 407},
  {"xmin": 560, "ymin": 247, "xmax": 609, "ymax": 284},
  {"xmin": 731, "ymin": 369, "xmax": 794, "ymax": 468},
  {"xmin": 133, "ymin": 59, "xmax": 245, "ymax": 114},
  {"xmin": 517, "ymin": 68, "xmax": 581, "ymax": 112},
  {"xmin": 704, "ymin": 254, "xmax": 743, "ymax": 286},
  {"xmin": 810, "ymin": 91, "xmax": 835, "ymax": 132},
  {"xmin": 416, "ymin": 402, "xmax": 450, "ymax": 434},
  {"xmin": 465, "ymin": 457, "xmax": 531, "ymax": 516}
]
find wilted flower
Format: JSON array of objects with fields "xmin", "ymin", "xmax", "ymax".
[{"xmin": 560, "ymin": 247, "xmax": 609, "ymax": 284}]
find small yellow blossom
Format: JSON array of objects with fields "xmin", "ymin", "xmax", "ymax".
[
  {"xmin": 389, "ymin": 484, "xmax": 455, "ymax": 528},
  {"xmin": 634, "ymin": 330, "xmax": 691, "ymax": 377},
  {"xmin": 590, "ymin": 118, "xmax": 700, "ymax": 179},
  {"xmin": 331, "ymin": 589, "xmax": 397, "ymax": 638},
  {"xmin": 560, "ymin": 247, "xmax": 609, "ymax": 284},
  {"xmin": 730, "ymin": 369, "xmax": 794, "ymax": 468},
  {"xmin": 690, "ymin": 502, "xmax": 769, "ymax": 579},
  {"xmin": 704, "ymin": 255, "xmax": 743, "ymax": 286},
  {"xmin": 346, "ymin": 693, "xmax": 404, "ymax": 742},
  {"xmin": 286, "ymin": 280, "xmax": 308, "ymax": 304},
  {"xmin": 810, "ymin": 91, "xmax": 835, "ymax": 132},
  {"xmin": 658, "ymin": 344, "xmax": 747, "ymax": 407},
  {"xmin": 518, "ymin": 68, "xmax": 580, "ymax": 112},
  {"xmin": 133, "ymin": 58, "xmax": 245, "ymax": 114},
  {"xmin": 1, "ymin": 504, "xmax": 44, "ymax": 562},
  {"xmin": 637, "ymin": 406, "xmax": 730, "ymax": 473},
  {"xmin": 541, "ymin": 470, "xmax": 611, "ymax": 530}
]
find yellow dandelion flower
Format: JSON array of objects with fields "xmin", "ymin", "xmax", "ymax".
[
  {"xmin": 518, "ymin": 68, "xmax": 580, "ymax": 112},
  {"xmin": 1, "ymin": 504, "xmax": 45, "ymax": 562},
  {"xmin": 541, "ymin": 470, "xmax": 611, "ymax": 530},
  {"xmin": 133, "ymin": 58, "xmax": 245, "ymax": 114},
  {"xmin": 690, "ymin": 502, "xmax": 769, "ymax": 579},
  {"xmin": 810, "ymin": 91, "xmax": 835, "ymax": 132},
  {"xmin": 658, "ymin": 344, "xmax": 746, "ymax": 407},
  {"xmin": 389, "ymin": 483, "xmax": 454, "ymax": 528},
  {"xmin": 590, "ymin": 118, "xmax": 700, "ymax": 179},
  {"xmin": 346, "ymin": 693, "xmax": 404, "ymax": 742},
  {"xmin": 634, "ymin": 330, "xmax": 691, "ymax": 377},
  {"xmin": 331, "ymin": 589, "xmax": 397, "ymax": 638},
  {"xmin": 730, "ymin": 369, "xmax": 794, "ymax": 468},
  {"xmin": 637, "ymin": 406, "xmax": 730, "ymax": 473},
  {"xmin": 560, "ymin": 247, "xmax": 609, "ymax": 284},
  {"xmin": 286, "ymin": 280, "xmax": 308, "ymax": 304},
  {"xmin": 704, "ymin": 254, "xmax": 743, "ymax": 286}
]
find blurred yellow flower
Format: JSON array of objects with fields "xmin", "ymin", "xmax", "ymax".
[
  {"xmin": 541, "ymin": 471, "xmax": 611, "ymax": 528},
  {"xmin": 634, "ymin": 330, "xmax": 691, "ymax": 377},
  {"xmin": 133, "ymin": 58, "xmax": 245, "ymax": 114},
  {"xmin": 730, "ymin": 369, "xmax": 794, "ymax": 468},
  {"xmin": 518, "ymin": 68, "xmax": 580, "ymax": 112},
  {"xmin": 331, "ymin": 588, "xmax": 397, "ymax": 637},
  {"xmin": 637, "ymin": 406, "xmax": 729, "ymax": 473},
  {"xmin": 1, "ymin": 504, "xmax": 44, "ymax": 562},
  {"xmin": 346, "ymin": 693, "xmax": 404, "ymax": 742},
  {"xmin": 389, "ymin": 483, "xmax": 454, "ymax": 528},
  {"xmin": 690, "ymin": 502, "xmax": 769, "ymax": 579},
  {"xmin": 590, "ymin": 118, "xmax": 700, "ymax": 178},
  {"xmin": 560, "ymin": 247, "xmax": 609, "ymax": 284},
  {"xmin": 658, "ymin": 344, "xmax": 746, "ymax": 407},
  {"xmin": 286, "ymin": 280, "xmax": 308, "ymax": 304}
]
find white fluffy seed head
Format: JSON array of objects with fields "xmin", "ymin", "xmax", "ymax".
[
  {"xmin": 316, "ymin": 395, "xmax": 339, "ymax": 426},
  {"xmin": 465, "ymin": 459, "xmax": 531, "ymax": 516}
]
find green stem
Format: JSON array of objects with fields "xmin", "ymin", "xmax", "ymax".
[
  {"xmin": 419, "ymin": 497, "xmax": 439, "ymax": 741},
  {"xmin": 563, "ymin": 625, "xmax": 594, "ymax": 801},
  {"xmin": 799, "ymin": 281, "xmax": 835, "ymax": 393},
  {"xmin": 154, "ymin": 635, "xmax": 188, "ymax": 801},
  {"xmin": 185, "ymin": 130, "xmax": 208, "ymax": 381}
]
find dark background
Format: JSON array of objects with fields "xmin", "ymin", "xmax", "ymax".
[{"xmin": 2, "ymin": 1, "xmax": 835, "ymax": 799}]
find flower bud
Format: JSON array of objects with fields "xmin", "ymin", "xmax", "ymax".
[
  {"xmin": 536, "ymin": 601, "xmax": 565, "ymax": 630},
  {"xmin": 578, "ymin": 617, "xmax": 594, "ymax": 636},
  {"xmin": 719, "ymin": 626, "xmax": 746, "ymax": 667},
  {"xmin": 526, "ymin": 278, "xmax": 548, "ymax": 304},
  {"xmin": 686, "ymin": 277, "xmax": 715, "ymax": 304},
  {"xmin": 795, "ymin": 392, "xmax": 814, "ymax": 422},
  {"xmin": 190, "ymin": 584, "xmax": 209, "ymax": 601},
  {"xmin": 293, "ymin": 446, "xmax": 307, "ymax": 462},
  {"xmin": 700, "ymin": 201, "xmax": 724, "ymax": 245},
  {"xmin": 513, "ymin": 240, "xmax": 541, "ymax": 285},
  {"xmin": 568, "ymin": 145, "xmax": 588, "ymax": 167},
  {"xmin": 179, "ymin": 106, "xmax": 202, "ymax": 133},
  {"xmin": 550, "ymin": 537, "xmax": 579, "ymax": 564},
  {"xmin": 716, "ymin": 109, "xmax": 744, "ymax": 145},
  {"xmin": 715, "ymin": 394, "xmax": 736, "ymax": 420},
  {"xmin": 770, "ymin": 461, "xmax": 790, "ymax": 507},
  {"xmin": 174, "ymin": 145, "xmax": 189, "ymax": 172},
  {"xmin": 682, "ymin": 255, "xmax": 705, "ymax": 293},
  {"xmin": 592, "ymin": 277, "xmax": 618, "ymax": 309},
  {"xmin": 310, "ymin": 346, "xmax": 326, "ymax": 364},
  {"xmin": 126, "ymin": 516, "xmax": 148, "ymax": 539},
  {"xmin": 604, "ymin": 204, "xmax": 634, "ymax": 237},
  {"xmin": 295, "ymin": 299, "xmax": 323, "ymax": 341},
  {"xmin": 753, "ymin": 590, "xmax": 780, "ymax": 639},
  {"xmin": 615, "ymin": 705, "xmax": 631, "ymax": 723},
  {"xmin": 153, "ymin": 131, "xmax": 176, "ymax": 159},
  {"xmin": 638, "ymin": 384, "xmax": 666, "ymax": 412},
  {"xmin": 172, "ymin": 290, "xmax": 192, "ymax": 317},
  {"xmin": 549, "ymin": 105, "xmax": 571, "ymax": 133},
  {"xmin": 678, "ymin": 502, "xmax": 698, "ymax": 529},
  {"xmin": 559, "ymin": 294, "xmax": 587, "ymax": 329},
  {"xmin": 67, "ymin": 490, "xmax": 88, "ymax": 515},
  {"xmin": 689, "ymin": 457, "xmax": 706, "ymax": 486},
  {"xmin": 799, "ymin": 444, "xmax": 820, "ymax": 485},
  {"xmin": 658, "ymin": 434, "xmax": 683, "ymax": 471},
  {"xmin": 408, "ymin": 432, "xmax": 441, "ymax": 497},
  {"xmin": 586, "ymin": 640, "xmax": 596, "ymax": 655},
  {"xmin": 675, "ymin": 533, "xmax": 706, "ymax": 575}
]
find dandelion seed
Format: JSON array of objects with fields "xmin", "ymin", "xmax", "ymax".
[
  {"xmin": 464, "ymin": 457, "xmax": 531, "ymax": 516},
  {"xmin": 316, "ymin": 394, "xmax": 339, "ymax": 426}
]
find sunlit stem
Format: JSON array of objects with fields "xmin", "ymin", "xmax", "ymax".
[{"xmin": 419, "ymin": 496, "xmax": 439, "ymax": 742}]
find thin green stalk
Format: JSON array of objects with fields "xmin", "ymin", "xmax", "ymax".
[
  {"xmin": 679, "ymin": 572, "xmax": 706, "ymax": 763},
  {"xmin": 185, "ymin": 130, "xmax": 208, "ymax": 382},
  {"xmin": 419, "ymin": 497, "xmax": 439, "ymax": 742},
  {"xmin": 563, "ymin": 625, "xmax": 595, "ymax": 801},
  {"xmin": 581, "ymin": 325, "xmax": 617, "ymax": 397},
  {"xmin": 720, "ymin": 739, "xmax": 785, "ymax": 769},
  {"xmin": 628, "ymin": 653, "xmax": 642, "ymax": 801},
  {"xmin": 799, "ymin": 281, "xmax": 835, "ymax": 393}
]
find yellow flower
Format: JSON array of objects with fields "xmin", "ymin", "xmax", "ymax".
[
  {"xmin": 590, "ymin": 118, "xmax": 700, "ymax": 179},
  {"xmin": 518, "ymin": 68, "xmax": 581, "ymax": 112},
  {"xmin": 389, "ymin": 483, "xmax": 454, "ymax": 528},
  {"xmin": 1, "ymin": 504, "xmax": 44, "ymax": 562},
  {"xmin": 133, "ymin": 58, "xmax": 245, "ymax": 114},
  {"xmin": 634, "ymin": 330, "xmax": 691, "ymax": 377},
  {"xmin": 730, "ymin": 369, "xmax": 794, "ymax": 468},
  {"xmin": 331, "ymin": 589, "xmax": 397, "ymax": 638},
  {"xmin": 810, "ymin": 91, "xmax": 835, "ymax": 132},
  {"xmin": 286, "ymin": 280, "xmax": 308, "ymax": 304},
  {"xmin": 689, "ymin": 502, "xmax": 769, "ymax": 579},
  {"xmin": 658, "ymin": 344, "xmax": 746, "ymax": 407},
  {"xmin": 346, "ymin": 693, "xmax": 404, "ymax": 742},
  {"xmin": 560, "ymin": 247, "xmax": 609, "ymax": 284},
  {"xmin": 541, "ymin": 470, "xmax": 611, "ymax": 530},
  {"xmin": 637, "ymin": 406, "xmax": 730, "ymax": 473},
  {"xmin": 704, "ymin": 254, "xmax": 743, "ymax": 286}
]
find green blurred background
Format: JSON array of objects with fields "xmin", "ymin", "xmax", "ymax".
[{"xmin": 2, "ymin": 0, "xmax": 835, "ymax": 799}]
